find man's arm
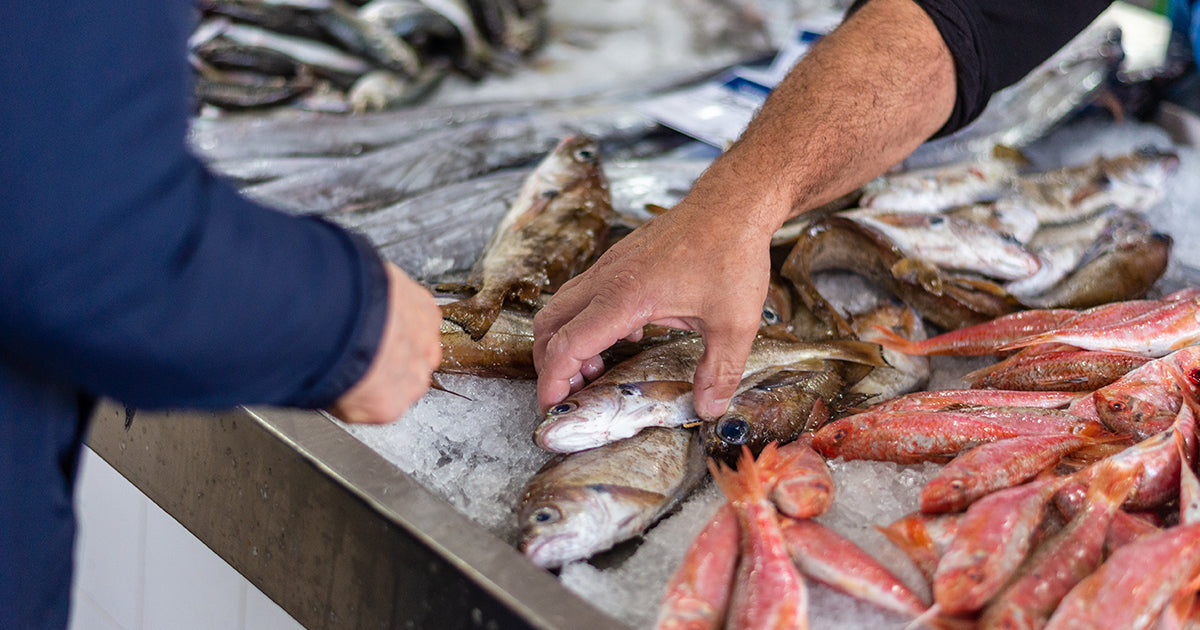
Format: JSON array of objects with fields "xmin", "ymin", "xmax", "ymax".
[
  {"xmin": 0, "ymin": 3, "xmax": 439, "ymax": 421},
  {"xmin": 534, "ymin": 0, "xmax": 957, "ymax": 419}
]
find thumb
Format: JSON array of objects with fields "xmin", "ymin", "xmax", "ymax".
[{"xmin": 691, "ymin": 324, "xmax": 758, "ymax": 421}]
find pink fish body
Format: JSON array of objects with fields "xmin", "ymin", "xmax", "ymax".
[
  {"xmin": 1005, "ymin": 296, "xmax": 1200, "ymax": 357},
  {"xmin": 766, "ymin": 438, "xmax": 835, "ymax": 519},
  {"xmin": 877, "ymin": 511, "xmax": 963, "ymax": 584},
  {"xmin": 655, "ymin": 504, "xmax": 740, "ymax": 630},
  {"xmin": 867, "ymin": 389, "xmax": 1086, "ymax": 413},
  {"xmin": 710, "ymin": 450, "xmax": 809, "ymax": 630},
  {"xmin": 871, "ymin": 309, "xmax": 1077, "ymax": 356}
]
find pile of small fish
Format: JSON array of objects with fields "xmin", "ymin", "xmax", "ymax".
[{"xmin": 190, "ymin": 0, "xmax": 548, "ymax": 112}]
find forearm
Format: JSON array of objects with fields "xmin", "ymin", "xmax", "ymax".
[{"xmin": 682, "ymin": 0, "xmax": 956, "ymax": 231}]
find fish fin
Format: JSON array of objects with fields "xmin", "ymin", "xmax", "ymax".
[
  {"xmin": 868, "ymin": 323, "xmax": 926, "ymax": 355},
  {"xmin": 707, "ymin": 447, "xmax": 769, "ymax": 506},
  {"xmin": 509, "ymin": 192, "xmax": 555, "ymax": 232},
  {"xmin": 429, "ymin": 374, "xmax": 473, "ymax": 400},
  {"xmin": 441, "ymin": 290, "xmax": 505, "ymax": 340},
  {"xmin": 904, "ymin": 603, "xmax": 943, "ymax": 630},
  {"xmin": 997, "ymin": 333, "xmax": 1053, "ymax": 353},
  {"xmin": 433, "ymin": 281, "xmax": 477, "ymax": 296},
  {"xmin": 644, "ymin": 203, "xmax": 671, "ymax": 215},
  {"xmin": 584, "ymin": 484, "xmax": 670, "ymax": 512}
]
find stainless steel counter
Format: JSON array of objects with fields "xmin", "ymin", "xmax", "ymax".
[{"xmin": 85, "ymin": 401, "xmax": 625, "ymax": 630}]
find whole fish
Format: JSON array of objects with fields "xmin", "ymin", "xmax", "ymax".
[
  {"xmin": 870, "ymin": 308, "xmax": 1077, "ymax": 357},
  {"xmin": 933, "ymin": 475, "xmax": 1072, "ymax": 615},
  {"xmin": 1003, "ymin": 294, "xmax": 1200, "ymax": 357},
  {"xmin": 441, "ymin": 135, "xmax": 612, "ymax": 339},
  {"xmin": 947, "ymin": 199, "xmax": 1040, "ymax": 244},
  {"xmin": 848, "ymin": 302, "xmax": 930, "ymax": 401},
  {"xmin": 781, "ymin": 216, "xmax": 1018, "ymax": 336},
  {"xmin": 710, "ymin": 449, "xmax": 809, "ymax": 630},
  {"xmin": 965, "ymin": 348, "xmax": 1151, "ymax": 391},
  {"xmin": 517, "ymin": 426, "xmax": 706, "ymax": 568},
  {"xmin": 920, "ymin": 433, "xmax": 1106, "ymax": 514},
  {"xmin": 978, "ymin": 461, "xmax": 1137, "ymax": 630},
  {"xmin": 858, "ymin": 154, "xmax": 1020, "ymax": 213},
  {"xmin": 1005, "ymin": 147, "xmax": 1179, "ymax": 226},
  {"xmin": 781, "ymin": 518, "xmax": 930, "ymax": 620},
  {"xmin": 438, "ymin": 296, "xmax": 535, "ymax": 378},
  {"xmin": 840, "ymin": 208, "xmax": 1041, "ymax": 281},
  {"xmin": 215, "ymin": 21, "xmax": 374, "ymax": 79},
  {"xmin": 533, "ymin": 336, "xmax": 887, "ymax": 453},
  {"xmin": 812, "ymin": 407, "xmax": 1102, "ymax": 464},
  {"xmin": 655, "ymin": 504, "xmax": 740, "ymax": 630},
  {"xmin": 1093, "ymin": 360, "xmax": 1186, "ymax": 440}
]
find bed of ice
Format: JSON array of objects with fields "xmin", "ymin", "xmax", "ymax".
[{"xmin": 322, "ymin": 2, "xmax": 1200, "ymax": 628}]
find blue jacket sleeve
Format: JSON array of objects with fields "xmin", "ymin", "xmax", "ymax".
[{"xmin": 0, "ymin": 3, "xmax": 389, "ymax": 409}]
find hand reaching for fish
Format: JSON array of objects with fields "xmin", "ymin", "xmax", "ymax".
[
  {"xmin": 328, "ymin": 262, "xmax": 443, "ymax": 424},
  {"xmin": 533, "ymin": 198, "xmax": 774, "ymax": 420}
]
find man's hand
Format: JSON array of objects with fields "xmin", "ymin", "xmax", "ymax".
[
  {"xmin": 533, "ymin": 199, "xmax": 774, "ymax": 421},
  {"xmin": 329, "ymin": 262, "xmax": 442, "ymax": 424}
]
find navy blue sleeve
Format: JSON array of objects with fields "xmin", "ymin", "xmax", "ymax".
[
  {"xmin": 849, "ymin": 0, "xmax": 1112, "ymax": 136},
  {"xmin": 0, "ymin": 3, "xmax": 389, "ymax": 410}
]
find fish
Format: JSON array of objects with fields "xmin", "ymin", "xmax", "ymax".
[
  {"xmin": 517, "ymin": 426, "xmax": 707, "ymax": 568},
  {"xmin": 877, "ymin": 511, "xmax": 963, "ymax": 585},
  {"xmin": 314, "ymin": 0, "xmax": 422, "ymax": 76},
  {"xmin": 700, "ymin": 367, "xmax": 846, "ymax": 465},
  {"xmin": 1042, "ymin": 525, "xmax": 1200, "ymax": 630},
  {"xmin": 709, "ymin": 449, "xmax": 809, "ymax": 630},
  {"xmin": 1003, "ymin": 208, "xmax": 1129, "ymax": 299},
  {"xmin": 870, "ymin": 308, "xmax": 1077, "ymax": 356},
  {"xmin": 858, "ymin": 154, "xmax": 1021, "ymax": 213},
  {"xmin": 964, "ymin": 348, "xmax": 1151, "ymax": 391},
  {"xmin": 1004, "ymin": 147, "xmax": 1180, "ymax": 226},
  {"xmin": 533, "ymin": 336, "xmax": 887, "ymax": 453},
  {"xmin": 438, "ymin": 296, "xmax": 535, "ymax": 378},
  {"xmin": 812, "ymin": 407, "xmax": 1103, "ymax": 464},
  {"xmin": 780, "ymin": 519, "xmax": 930, "ymax": 620},
  {"xmin": 919, "ymin": 433, "xmax": 1109, "ymax": 514},
  {"xmin": 1011, "ymin": 215, "xmax": 1172, "ymax": 309},
  {"xmin": 780, "ymin": 216, "xmax": 1018, "ymax": 336},
  {"xmin": 978, "ymin": 461, "xmax": 1138, "ymax": 630},
  {"xmin": 346, "ymin": 65, "xmax": 446, "ymax": 112},
  {"xmin": 1079, "ymin": 402, "xmax": 1198, "ymax": 511},
  {"xmin": 839, "ymin": 208, "xmax": 1041, "ymax": 281},
  {"xmin": 933, "ymin": 475, "xmax": 1072, "ymax": 615},
  {"xmin": 760, "ymin": 437, "xmax": 835, "ymax": 520},
  {"xmin": 655, "ymin": 504, "xmax": 740, "ymax": 630},
  {"xmin": 215, "ymin": 21, "xmax": 374, "ymax": 81},
  {"xmin": 1092, "ymin": 359, "xmax": 1188, "ymax": 440},
  {"xmin": 864, "ymin": 389, "xmax": 1087, "ymax": 413},
  {"xmin": 946, "ymin": 199, "xmax": 1040, "ymax": 244},
  {"xmin": 193, "ymin": 71, "xmax": 314, "ymax": 110},
  {"xmin": 441, "ymin": 135, "xmax": 612, "ymax": 339},
  {"xmin": 1003, "ymin": 294, "xmax": 1200, "ymax": 357}
]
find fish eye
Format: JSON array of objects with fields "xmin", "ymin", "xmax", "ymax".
[
  {"xmin": 928, "ymin": 216, "xmax": 945, "ymax": 226},
  {"xmin": 531, "ymin": 506, "xmax": 561, "ymax": 525},
  {"xmin": 618, "ymin": 384, "xmax": 640, "ymax": 397},
  {"xmin": 1108, "ymin": 401, "xmax": 1126, "ymax": 412},
  {"xmin": 1189, "ymin": 368, "xmax": 1200, "ymax": 386},
  {"xmin": 548, "ymin": 402, "xmax": 577, "ymax": 415},
  {"xmin": 832, "ymin": 429, "xmax": 848, "ymax": 443},
  {"xmin": 574, "ymin": 148, "xmax": 596, "ymax": 162},
  {"xmin": 541, "ymin": 189, "xmax": 560, "ymax": 199},
  {"xmin": 950, "ymin": 480, "xmax": 966, "ymax": 491},
  {"xmin": 761, "ymin": 307, "xmax": 781, "ymax": 325},
  {"xmin": 1095, "ymin": 173, "xmax": 1112, "ymax": 187},
  {"xmin": 717, "ymin": 417, "xmax": 750, "ymax": 444}
]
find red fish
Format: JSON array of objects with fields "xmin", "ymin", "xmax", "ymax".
[
  {"xmin": 655, "ymin": 504, "xmax": 740, "ymax": 630},
  {"xmin": 933, "ymin": 475, "xmax": 1072, "ymax": 615},
  {"xmin": 978, "ymin": 461, "xmax": 1137, "ymax": 630},
  {"xmin": 1003, "ymin": 295, "xmax": 1200, "ymax": 357},
  {"xmin": 870, "ymin": 309, "xmax": 1077, "ymax": 356},
  {"xmin": 920, "ymin": 433, "xmax": 1106, "ymax": 513},
  {"xmin": 964, "ymin": 348, "xmax": 1150, "ymax": 391},
  {"xmin": 710, "ymin": 449, "xmax": 809, "ymax": 630},
  {"xmin": 877, "ymin": 511, "xmax": 963, "ymax": 584},
  {"xmin": 865, "ymin": 389, "xmax": 1086, "ymax": 413},
  {"xmin": 760, "ymin": 437, "xmax": 835, "ymax": 520},
  {"xmin": 781, "ymin": 519, "xmax": 929, "ymax": 619}
]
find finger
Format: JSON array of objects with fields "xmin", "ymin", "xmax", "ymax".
[
  {"xmin": 536, "ymin": 295, "xmax": 649, "ymax": 412},
  {"xmin": 691, "ymin": 322, "xmax": 759, "ymax": 421},
  {"xmin": 580, "ymin": 355, "xmax": 605, "ymax": 380}
]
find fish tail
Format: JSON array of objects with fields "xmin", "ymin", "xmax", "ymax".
[
  {"xmin": 708, "ymin": 447, "xmax": 769, "ymax": 506},
  {"xmin": 997, "ymin": 332, "xmax": 1051, "ymax": 352},
  {"xmin": 1086, "ymin": 460, "xmax": 1139, "ymax": 509},
  {"xmin": 441, "ymin": 290, "xmax": 504, "ymax": 340},
  {"xmin": 869, "ymin": 323, "xmax": 926, "ymax": 355}
]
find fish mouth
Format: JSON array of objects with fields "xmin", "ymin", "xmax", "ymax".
[{"xmin": 520, "ymin": 532, "xmax": 578, "ymax": 568}]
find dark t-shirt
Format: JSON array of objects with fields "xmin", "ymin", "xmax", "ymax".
[{"xmin": 852, "ymin": 0, "xmax": 1113, "ymax": 135}]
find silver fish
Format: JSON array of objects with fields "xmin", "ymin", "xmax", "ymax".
[
  {"xmin": 517, "ymin": 427, "xmax": 706, "ymax": 568},
  {"xmin": 1004, "ymin": 208, "xmax": 1127, "ymax": 299},
  {"xmin": 859, "ymin": 156, "xmax": 1020, "ymax": 213},
  {"xmin": 840, "ymin": 207, "xmax": 1041, "ymax": 281}
]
